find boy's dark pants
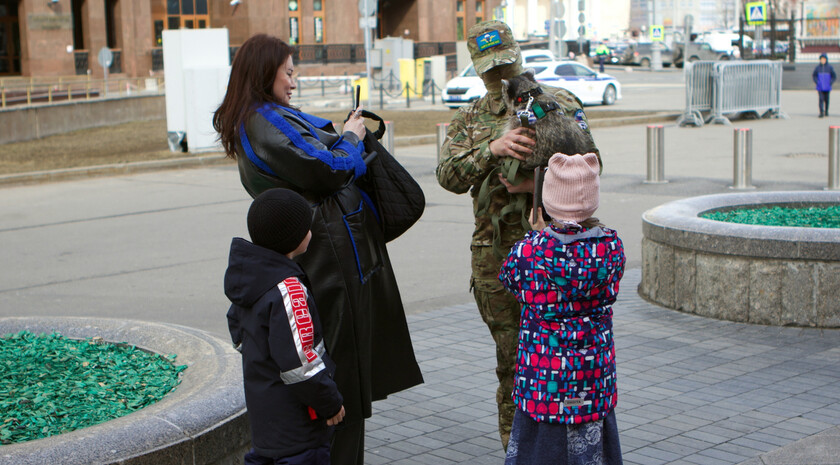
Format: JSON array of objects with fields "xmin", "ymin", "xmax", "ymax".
[{"xmin": 819, "ymin": 90, "xmax": 831, "ymax": 115}]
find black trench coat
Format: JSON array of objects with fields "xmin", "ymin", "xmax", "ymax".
[{"xmin": 234, "ymin": 103, "xmax": 423, "ymax": 423}]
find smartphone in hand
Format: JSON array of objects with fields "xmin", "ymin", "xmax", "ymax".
[{"xmin": 354, "ymin": 85, "xmax": 361, "ymax": 111}]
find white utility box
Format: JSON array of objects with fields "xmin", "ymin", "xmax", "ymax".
[{"xmin": 162, "ymin": 29, "xmax": 231, "ymax": 153}]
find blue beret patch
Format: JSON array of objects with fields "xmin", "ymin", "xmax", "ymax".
[
  {"xmin": 574, "ymin": 109, "xmax": 585, "ymax": 121},
  {"xmin": 476, "ymin": 30, "xmax": 502, "ymax": 52}
]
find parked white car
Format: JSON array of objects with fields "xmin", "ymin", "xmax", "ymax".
[
  {"xmin": 532, "ymin": 61, "xmax": 622, "ymax": 106},
  {"xmin": 442, "ymin": 49, "xmax": 555, "ymax": 108}
]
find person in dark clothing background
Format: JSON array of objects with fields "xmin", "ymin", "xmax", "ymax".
[
  {"xmin": 225, "ymin": 188, "xmax": 345, "ymax": 465},
  {"xmin": 813, "ymin": 53, "xmax": 836, "ymax": 118}
]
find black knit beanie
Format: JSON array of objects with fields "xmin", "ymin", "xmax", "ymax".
[{"xmin": 247, "ymin": 188, "xmax": 313, "ymax": 255}]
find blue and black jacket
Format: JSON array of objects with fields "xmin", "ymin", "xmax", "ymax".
[
  {"xmin": 814, "ymin": 54, "xmax": 837, "ymax": 92},
  {"xmin": 225, "ymin": 238, "xmax": 342, "ymax": 458},
  {"xmin": 232, "ymin": 104, "xmax": 424, "ymax": 427}
]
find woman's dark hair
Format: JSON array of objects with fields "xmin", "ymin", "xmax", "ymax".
[{"xmin": 213, "ymin": 34, "xmax": 294, "ymax": 158}]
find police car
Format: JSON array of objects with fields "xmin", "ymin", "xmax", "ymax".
[
  {"xmin": 442, "ymin": 49, "xmax": 555, "ymax": 109},
  {"xmin": 532, "ymin": 60, "xmax": 622, "ymax": 106}
]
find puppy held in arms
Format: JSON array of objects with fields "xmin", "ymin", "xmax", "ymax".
[{"xmin": 501, "ymin": 70, "xmax": 596, "ymax": 170}]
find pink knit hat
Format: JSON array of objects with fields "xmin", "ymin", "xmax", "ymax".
[{"xmin": 542, "ymin": 152, "xmax": 600, "ymax": 223}]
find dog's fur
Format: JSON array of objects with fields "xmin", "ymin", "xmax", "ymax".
[{"xmin": 501, "ymin": 71, "xmax": 594, "ymax": 169}]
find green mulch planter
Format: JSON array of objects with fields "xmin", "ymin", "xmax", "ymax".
[
  {"xmin": 701, "ymin": 205, "xmax": 840, "ymax": 228},
  {"xmin": 0, "ymin": 331, "xmax": 187, "ymax": 445}
]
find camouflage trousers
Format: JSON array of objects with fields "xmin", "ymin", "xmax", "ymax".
[{"xmin": 471, "ymin": 246, "xmax": 521, "ymax": 451}]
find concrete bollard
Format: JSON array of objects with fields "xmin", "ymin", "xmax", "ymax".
[
  {"xmin": 731, "ymin": 128, "xmax": 755, "ymax": 189},
  {"xmin": 382, "ymin": 121, "xmax": 395, "ymax": 156},
  {"xmin": 437, "ymin": 123, "xmax": 450, "ymax": 164},
  {"xmin": 828, "ymin": 126, "xmax": 840, "ymax": 190},
  {"xmin": 644, "ymin": 125, "xmax": 667, "ymax": 183}
]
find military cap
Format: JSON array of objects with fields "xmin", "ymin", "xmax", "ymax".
[{"xmin": 467, "ymin": 21, "xmax": 521, "ymax": 75}]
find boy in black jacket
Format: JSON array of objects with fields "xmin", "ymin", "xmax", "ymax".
[{"xmin": 225, "ymin": 188, "xmax": 344, "ymax": 465}]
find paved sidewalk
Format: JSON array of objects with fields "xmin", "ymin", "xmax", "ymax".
[{"xmin": 371, "ymin": 269, "xmax": 840, "ymax": 465}]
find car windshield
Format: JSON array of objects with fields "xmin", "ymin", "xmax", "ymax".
[{"xmin": 463, "ymin": 65, "xmax": 478, "ymax": 77}]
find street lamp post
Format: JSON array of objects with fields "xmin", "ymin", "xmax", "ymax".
[{"xmin": 649, "ymin": 0, "xmax": 662, "ymax": 70}]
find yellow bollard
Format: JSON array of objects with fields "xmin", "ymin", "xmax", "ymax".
[
  {"xmin": 68, "ymin": 84, "xmax": 72, "ymax": 101},
  {"xmin": 414, "ymin": 58, "xmax": 428, "ymax": 97},
  {"xmin": 352, "ymin": 77, "xmax": 369, "ymax": 103},
  {"xmin": 398, "ymin": 59, "xmax": 417, "ymax": 97}
]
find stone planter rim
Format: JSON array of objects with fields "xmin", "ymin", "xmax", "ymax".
[
  {"xmin": 0, "ymin": 317, "xmax": 246, "ymax": 465},
  {"xmin": 642, "ymin": 191, "xmax": 840, "ymax": 260}
]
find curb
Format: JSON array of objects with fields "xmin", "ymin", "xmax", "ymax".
[
  {"xmin": 0, "ymin": 154, "xmax": 233, "ymax": 187},
  {"xmin": 0, "ymin": 113, "xmax": 679, "ymax": 187},
  {"xmin": 589, "ymin": 111, "xmax": 680, "ymax": 128}
]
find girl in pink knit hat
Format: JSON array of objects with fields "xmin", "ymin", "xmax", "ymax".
[{"xmin": 499, "ymin": 152, "xmax": 626, "ymax": 464}]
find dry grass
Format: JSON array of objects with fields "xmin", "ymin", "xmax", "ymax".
[
  {"xmin": 0, "ymin": 107, "xmax": 643, "ymax": 175},
  {"xmin": 0, "ymin": 120, "xmax": 180, "ymax": 175}
]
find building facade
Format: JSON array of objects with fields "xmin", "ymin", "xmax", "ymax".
[{"xmin": 1, "ymin": 0, "xmax": 501, "ymax": 78}]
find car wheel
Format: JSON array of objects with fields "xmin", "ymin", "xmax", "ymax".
[
  {"xmin": 640, "ymin": 58, "xmax": 651, "ymax": 68},
  {"xmin": 602, "ymin": 85, "xmax": 616, "ymax": 105}
]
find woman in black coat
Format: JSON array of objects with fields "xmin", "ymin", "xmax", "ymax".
[{"xmin": 213, "ymin": 34, "xmax": 423, "ymax": 465}]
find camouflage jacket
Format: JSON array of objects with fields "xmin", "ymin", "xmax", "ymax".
[{"xmin": 436, "ymin": 84, "xmax": 599, "ymax": 253}]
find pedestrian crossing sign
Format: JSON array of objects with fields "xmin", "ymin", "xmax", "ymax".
[
  {"xmin": 746, "ymin": 1, "xmax": 766, "ymax": 25},
  {"xmin": 650, "ymin": 25, "xmax": 664, "ymax": 41}
]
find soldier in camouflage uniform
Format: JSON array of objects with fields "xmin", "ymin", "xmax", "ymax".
[{"xmin": 436, "ymin": 21, "xmax": 600, "ymax": 450}]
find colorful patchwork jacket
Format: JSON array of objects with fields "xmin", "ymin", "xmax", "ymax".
[{"xmin": 498, "ymin": 224, "xmax": 625, "ymax": 424}]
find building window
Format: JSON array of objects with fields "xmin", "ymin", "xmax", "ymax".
[
  {"xmin": 0, "ymin": 0, "xmax": 21, "ymax": 75},
  {"xmin": 152, "ymin": 0, "xmax": 209, "ymax": 46},
  {"xmin": 105, "ymin": 0, "xmax": 119, "ymax": 48},
  {"xmin": 313, "ymin": 0, "xmax": 324, "ymax": 43},
  {"xmin": 476, "ymin": 0, "xmax": 485, "ymax": 24},
  {"xmin": 314, "ymin": 17, "xmax": 324, "ymax": 43},
  {"xmin": 289, "ymin": 0, "xmax": 300, "ymax": 45},
  {"xmin": 456, "ymin": 0, "xmax": 466, "ymax": 40}
]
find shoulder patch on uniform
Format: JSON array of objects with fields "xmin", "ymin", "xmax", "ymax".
[
  {"xmin": 574, "ymin": 109, "xmax": 585, "ymax": 121},
  {"xmin": 476, "ymin": 30, "xmax": 502, "ymax": 52}
]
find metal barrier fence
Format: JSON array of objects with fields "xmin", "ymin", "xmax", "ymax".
[
  {"xmin": 295, "ymin": 75, "xmax": 355, "ymax": 99},
  {"xmin": 709, "ymin": 61, "xmax": 786, "ymax": 125},
  {"xmin": 0, "ymin": 77, "xmax": 165, "ymax": 109},
  {"xmin": 678, "ymin": 60, "xmax": 786, "ymax": 127},
  {"xmin": 677, "ymin": 61, "xmax": 716, "ymax": 127}
]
